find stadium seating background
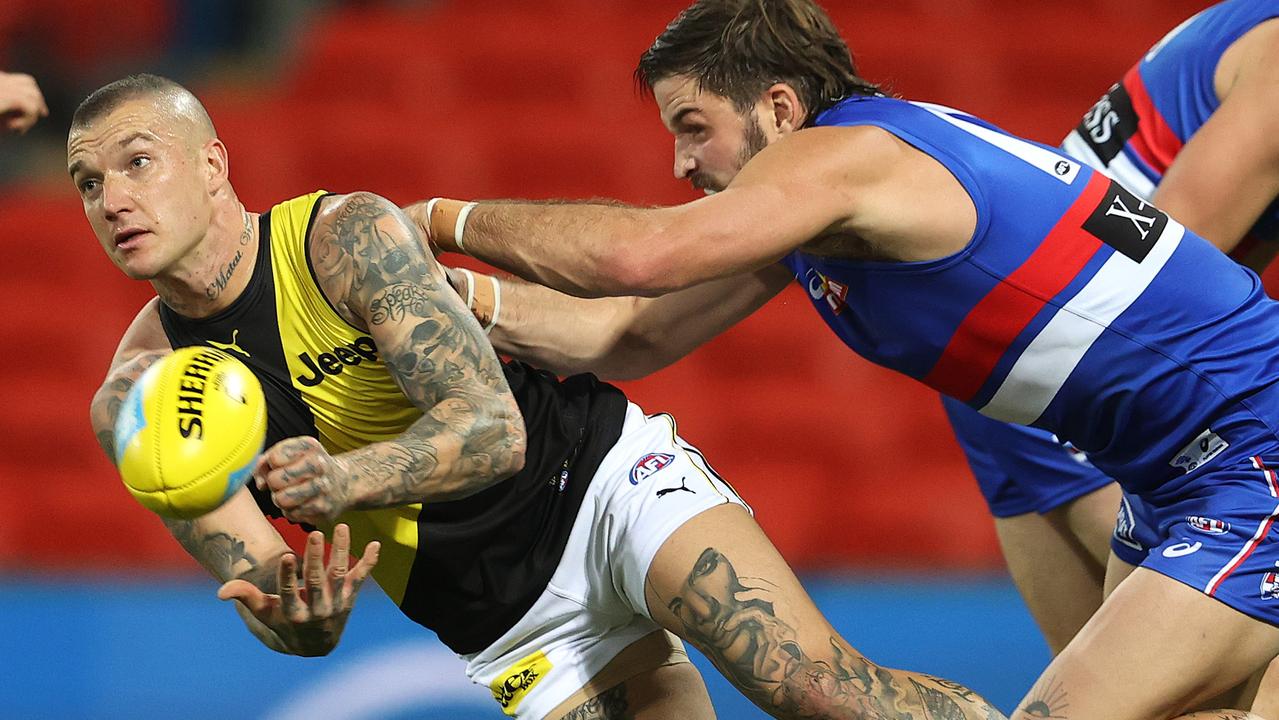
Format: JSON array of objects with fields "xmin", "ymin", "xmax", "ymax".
[
  {"xmin": 0, "ymin": 0, "xmax": 1225, "ymax": 573},
  {"xmin": 1, "ymin": 2, "xmax": 1257, "ymax": 717}
]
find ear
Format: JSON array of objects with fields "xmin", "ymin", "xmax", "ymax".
[
  {"xmin": 202, "ymin": 138, "xmax": 230, "ymax": 192},
  {"xmin": 763, "ymin": 82, "xmax": 808, "ymax": 135}
]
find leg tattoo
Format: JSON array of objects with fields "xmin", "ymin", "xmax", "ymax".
[
  {"xmin": 561, "ymin": 683, "xmax": 631, "ymax": 720},
  {"xmin": 659, "ymin": 547, "xmax": 1007, "ymax": 719}
]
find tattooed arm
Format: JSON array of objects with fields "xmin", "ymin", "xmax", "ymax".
[
  {"xmin": 90, "ymin": 303, "xmax": 374, "ymax": 658},
  {"xmin": 261, "ymin": 192, "xmax": 527, "ymax": 527},
  {"xmin": 89, "ymin": 310, "xmax": 288, "ymax": 653}
]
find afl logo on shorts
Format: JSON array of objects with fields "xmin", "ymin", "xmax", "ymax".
[
  {"xmin": 630, "ymin": 453, "xmax": 674, "ymax": 485},
  {"xmin": 1185, "ymin": 516, "xmax": 1229, "ymax": 535},
  {"xmin": 1262, "ymin": 571, "xmax": 1279, "ymax": 601}
]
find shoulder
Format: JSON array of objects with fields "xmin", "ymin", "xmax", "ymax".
[
  {"xmin": 1220, "ymin": 19, "xmax": 1279, "ymax": 102},
  {"xmin": 112, "ymin": 297, "xmax": 170, "ymax": 365},
  {"xmin": 308, "ymin": 191, "xmax": 442, "ymax": 319},
  {"xmin": 744, "ymin": 124, "xmax": 912, "ymax": 184},
  {"xmin": 728, "ymin": 124, "xmax": 917, "ymax": 212},
  {"xmin": 312, "ymin": 192, "xmax": 413, "ymax": 241}
]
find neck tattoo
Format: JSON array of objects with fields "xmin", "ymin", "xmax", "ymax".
[{"xmin": 205, "ymin": 208, "xmax": 253, "ymax": 301}]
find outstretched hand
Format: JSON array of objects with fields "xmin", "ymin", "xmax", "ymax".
[{"xmin": 217, "ymin": 524, "xmax": 380, "ymax": 657}]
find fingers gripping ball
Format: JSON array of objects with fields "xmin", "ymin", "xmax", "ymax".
[{"xmin": 114, "ymin": 347, "xmax": 267, "ymax": 519}]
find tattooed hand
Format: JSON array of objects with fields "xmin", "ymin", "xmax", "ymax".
[
  {"xmin": 218, "ymin": 524, "xmax": 379, "ymax": 657},
  {"xmin": 255, "ymin": 436, "xmax": 355, "ymax": 527}
]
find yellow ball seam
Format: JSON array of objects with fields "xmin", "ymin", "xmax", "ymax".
[{"xmin": 154, "ymin": 358, "xmax": 266, "ymax": 496}]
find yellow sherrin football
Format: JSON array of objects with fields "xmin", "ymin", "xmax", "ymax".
[{"xmin": 114, "ymin": 346, "xmax": 267, "ymax": 519}]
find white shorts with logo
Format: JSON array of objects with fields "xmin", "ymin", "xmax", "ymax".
[{"xmin": 463, "ymin": 402, "xmax": 752, "ymax": 719}]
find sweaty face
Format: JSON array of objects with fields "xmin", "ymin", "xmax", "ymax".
[
  {"xmin": 67, "ymin": 98, "xmax": 214, "ymax": 280},
  {"xmin": 653, "ymin": 75, "xmax": 770, "ymax": 195}
]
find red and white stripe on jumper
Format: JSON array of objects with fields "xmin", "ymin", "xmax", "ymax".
[
  {"xmin": 923, "ymin": 173, "xmax": 1111, "ymax": 403},
  {"xmin": 924, "ymin": 172, "xmax": 1185, "ymax": 424},
  {"xmin": 1203, "ymin": 456, "xmax": 1279, "ymax": 596},
  {"xmin": 1121, "ymin": 65, "xmax": 1184, "ymax": 177}
]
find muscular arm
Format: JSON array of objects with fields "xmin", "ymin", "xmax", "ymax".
[
  {"xmin": 407, "ymin": 126, "xmax": 911, "ymax": 298},
  {"xmin": 448, "ymin": 264, "xmax": 791, "ymax": 379},
  {"xmin": 1153, "ymin": 22, "xmax": 1279, "ymax": 271},
  {"xmin": 308, "ymin": 192, "xmax": 526, "ymax": 509},
  {"xmin": 89, "ymin": 319, "xmax": 296, "ymax": 654}
]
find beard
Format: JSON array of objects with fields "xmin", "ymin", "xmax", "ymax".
[
  {"xmin": 691, "ymin": 111, "xmax": 770, "ymax": 194},
  {"xmin": 738, "ymin": 111, "xmax": 769, "ymax": 167}
]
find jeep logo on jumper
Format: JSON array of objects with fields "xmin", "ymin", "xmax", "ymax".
[
  {"xmin": 1082, "ymin": 180, "xmax": 1169, "ymax": 263},
  {"xmin": 295, "ymin": 337, "xmax": 378, "ymax": 387}
]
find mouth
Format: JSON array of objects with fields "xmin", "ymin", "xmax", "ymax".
[{"xmin": 112, "ymin": 228, "xmax": 150, "ymax": 250}]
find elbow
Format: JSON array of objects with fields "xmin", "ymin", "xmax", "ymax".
[
  {"xmin": 496, "ymin": 398, "xmax": 528, "ymax": 480},
  {"xmin": 596, "ymin": 242, "xmax": 686, "ymax": 298},
  {"xmin": 472, "ymin": 393, "xmax": 527, "ymax": 484}
]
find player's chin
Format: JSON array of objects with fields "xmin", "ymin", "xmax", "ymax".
[{"xmin": 113, "ymin": 251, "xmax": 165, "ymax": 280}]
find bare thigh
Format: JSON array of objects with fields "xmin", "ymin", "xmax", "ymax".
[
  {"xmin": 1016, "ymin": 567, "xmax": 1279, "ymax": 720},
  {"xmin": 996, "ymin": 483, "xmax": 1118, "ymax": 654},
  {"xmin": 545, "ymin": 629, "xmax": 714, "ymax": 720},
  {"xmin": 644, "ymin": 503, "xmax": 1006, "ymax": 720}
]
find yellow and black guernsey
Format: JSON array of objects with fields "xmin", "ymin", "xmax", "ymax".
[{"xmin": 158, "ymin": 192, "xmax": 627, "ymax": 654}]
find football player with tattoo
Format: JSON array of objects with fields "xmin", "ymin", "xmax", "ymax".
[
  {"xmin": 77, "ymin": 74, "xmax": 1007, "ymax": 720},
  {"xmin": 407, "ymin": 1, "xmax": 1279, "ymax": 717}
]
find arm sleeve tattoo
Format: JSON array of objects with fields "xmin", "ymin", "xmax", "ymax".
[
  {"xmin": 309, "ymin": 192, "xmax": 527, "ymax": 506},
  {"xmin": 91, "ymin": 351, "xmax": 293, "ymax": 654}
]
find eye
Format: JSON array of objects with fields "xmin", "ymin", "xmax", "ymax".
[
  {"xmin": 79, "ymin": 178, "xmax": 100, "ymax": 194},
  {"xmin": 692, "ymin": 549, "xmax": 719, "ymax": 578},
  {"xmin": 130, "ymin": 155, "xmax": 151, "ymax": 169}
]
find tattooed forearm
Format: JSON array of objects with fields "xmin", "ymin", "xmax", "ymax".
[
  {"xmin": 309, "ymin": 193, "xmax": 526, "ymax": 506},
  {"xmin": 161, "ymin": 519, "xmax": 273, "ymax": 582},
  {"xmin": 659, "ymin": 547, "xmax": 1005, "ymax": 720},
  {"xmin": 560, "ymin": 684, "xmax": 631, "ymax": 720},
  {"xmin": 90, "ymin": 352, "xmax": 166, "ymax": 464}
]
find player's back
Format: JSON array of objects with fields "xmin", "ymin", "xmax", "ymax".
[
  {"xmin": 1061, "ymin": 0, "xmax": 1279, "ymax": 247},
  {"xmin": 786, "ymin": 95, "xmax": 1279, "ymax": 493}
]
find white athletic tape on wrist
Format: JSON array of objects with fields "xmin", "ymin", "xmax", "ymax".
[
  {"xmin": 458, "ymin": 268, "xmax": 476, "ymax": 309},
  {"xmin": 485, "ymin": 275, "xmax": 501, "ymax": 334},
  {"xmin": 454, "ymin": 202, "xmax": 478, "ymax": 255},
  {"xmin": 423, "ymin": 197, "xmax": 441, "ymax": 224}
]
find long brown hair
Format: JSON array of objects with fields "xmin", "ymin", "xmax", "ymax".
[{"xmin": 635, "ymin": 0, "xmax": 880, "ymax": 121}]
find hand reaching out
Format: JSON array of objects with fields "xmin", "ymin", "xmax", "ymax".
[
  {"xmin": 0, "ymin": 72, "xmax": 47, "ymax": 135},
  {"xmin": 217, "ymin": 524, "xmax": 379, "ymax": 657}
]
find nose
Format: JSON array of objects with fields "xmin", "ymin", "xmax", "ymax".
[
  {"xmin": 101, "ymin": 173, "xmax": 134, "ymax": 220},
  {"xmin": 673, "ymin": 142, "xmax": 696, "ymax": 180}
]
